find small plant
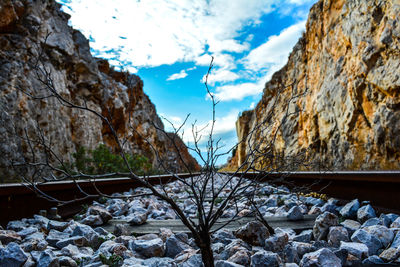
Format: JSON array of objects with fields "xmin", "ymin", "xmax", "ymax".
[
  {"xmin": 81, "ymin": 204, "xmax": 89, "ymax": 214},
  {"xmin": 63, "ymin": 144, "xmax": 156, "ymax": 176},
  {"xmin": 98, "ymin": 196, "xmax": 109, "ymax": 204},
  {"xmin": 99, "ymin": 253, "xmax": 123, "ymax": 267},
  {"xmin": 214, "ymin": 197, "xmax": 224, "ymax": 205}
]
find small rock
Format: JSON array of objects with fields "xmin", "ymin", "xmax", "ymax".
[
  {"xmin": 71, "ymin": 223, "xmax": 100, "ymax": 248},
  {"xmin": 165, "ymin": 233, "xmax": 191, "ymax": 258},
  {"xmin": 56, "ymin": 236, "xmax": 88, "ymax": 249},
  {"xmin": 114, "ymin": 235, "xmax": 134, "ymax": 247},
  {"xmin": 305, "ymin": 197, "xmax": 325, "ymax": 207},
  {"xmin": 361, "ymin": 217, "xmax": 381, "ymax": 227},
  {"xmin": 333, "ymin": 248, "xmax": 348, "ymax": 266},
  {"xmin": 292, "ymin": 241, "xmax": 312, "ymax": 258},
  {"xmin": 0, "ymin": 242, "xmax": 28, "ymax": 267},
  {"xmin": 250, "ymin": 250, "xmax": 282, "ymax": 267},
  {"xmin": 313, "ymin": 212, "xmax": 339, "ymax": 240},
  {"xmin": 308, "ymin": 206, "xmax": 322, "ymax": 215},
  {"xmin": 346, "ymin": 253, "xmax": 362, "ymax": 266},
  {"xmin": 17, "ymin": 227, "xmax": 38, "ymax": 239},
  {"xmin": 23, "ymin": 255, "xmax": 36, "ymax": 267},
  {"xmin": 21, "ymin": 238, "xmax": 48, "ymax": 252},
  {"xmin": 339, "ymin": 199, "xmax": 360, "ymax": 219},
  {"xmin": 339, "ymin": 241, "xmax": 369, "ymax": 259},
  {"xmin": 379, "ymin": 213, "xmax": 392, "ymax": 227},
  {"xmin": 391, "ymin": 231, "xmax": 400, "ymax": 249},
  {"xmin": 136, "ymin": 233, "xmax": 159, "ymax": 240},
  {"xmin": 129, "ymin": 238, "xmax": 165, "ymax": 258},
  {"xmin": 127, "ymin": 211, "xmax": 148, "ymax": 225},
  {"xmin": 292, "ymin": 230, "xmax": 312, "ymax": 243},
  {"xmin": 391, "ymin": 217, "xmax": 400, "ymax": 228},
  {"xmin": 212, "ymin": 242, "xmax": 225, "ymax": 254},
  {"xmin": 47, "ymin": 220, "xmax": 69, "ymax": 232},
  {"xmin": 379, "ymin": 247, "xmax": 400, "ymax": 262},
  {"xmin": 36, "ymin": 249, "xmax": 59, "ymax": 267},
  {"xmin": 362, "ymin": 255, "xmax": 385, "ymax": 265},
  {"xmin": 311, "ymin": 240, "xmax": 328, "ymax": 251},
  {"xmin": 351, "ymin": 229, "xmax": 382, "ymax": 255},
  {"xmin": 81, "ymin": 215, "xmax": 103, "ymax": 226},
  {"xmin": 122, "ymin": 257, "xmax": 144, "ymax": 266},
  {"xmin": 274, "ymin": 206, "xmax": 288, "ymax": 217},
  {"xmin": 340, "ymin": 219, "xmax": 361, "ymax": 236},
  {"xmin": 93, "ymin": 227, "xmax": 110, "ymax": 236},
  {"xmin": 219, "ymin": 239, "xmax": 251, "ymax": 260},
  {"xmin": 6, "ymin": 221, "xmax": 27, "ymax": 232},
  {"xmin": 357, "ymin": 204, "xmax": 376, "ymax": 223},
  {"xmin": 283, "ymin": 244, "xmax": 299, "ymax": 263},
  {"xmin": 45, "ymin": 229, "xmax": 70, "ymax": 247},
  {"xmin": 215, "ymin": 260, "xmax": 244, "ymax": 267},
  {"xmin": 212, "ymin": 229, "xmax": 236, "ymax": 245},
  {"xmin": 287, "ymin": 206, "xmax": 304, "ymax": 221},
  {"xmin": 364, "ymin": 225, "xmax": 394, "ymax": 247},
  {"xmin": 59, "ymin": 256, "xmax": 78, "ymax": 267},
  {"xmin": 33, "ymin": 215, "xmax": 50, "ymax": 228},
  {"xmin": 264, "ymin": 232, "xmax": 288, "ymax": 252},
  {"xmin": 386, "ymin": 213, "xmax": 399, "ymax": 224},
  {"xmin": 300, "ymin": 248, "xmax": 341, "ymax": 267},
  {"xmin": 88, "ymin": 206, "xmax": 113, "ymax": 223},
  {"xmin": 142, "ymin": 256, "xmax": 175, "ymax": 266},
  {"xmin": 0, "ymin": 230, "xmax": 22, "ymax": 245},
  {"xmin": 234, "ymin": 221, "xmax": 270, "ymax": 246},
  {"xmin": 113, "ymin": 224, "xmax": 130, "ymax": 237},
  {"xmin": 227, "ymin": 250, "xmax": 250, "ymax": 266},
  {"xmin": 158, "ymin": 228, "xmax": 173, "ymax": 242},
  {"xmin": 179, "ymin": 254, "xmax": 204, "ymax": 267},
  {"xmin": 327, "ymin": 226, "xmax": 349, "ymax": 247},
  {"xmin": 320, "ymin": 203, "xmax": 338, "ymax": 215}
]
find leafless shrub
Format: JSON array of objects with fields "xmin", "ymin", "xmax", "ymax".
[{"xmin": 12, "ymin": 33, "xmax": 319, "ymax": 267}]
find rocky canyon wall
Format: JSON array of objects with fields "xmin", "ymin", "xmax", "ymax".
[
  {"xmin": 0, "ymin": 0, "xmax": 199, "ymax": 182},
  {"xmin": 231, "ymin": 0, "xmax": 400, "ymax": 170}
]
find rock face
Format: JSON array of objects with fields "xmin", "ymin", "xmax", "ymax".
[
  {"xmin": 230, "ymin": 0, "xmax": 400, "ymax": 170},
  {"xmin": 0, "ymin": 0, "xmax": 199, "ymax": 182}
]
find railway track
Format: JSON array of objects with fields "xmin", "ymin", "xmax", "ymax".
[{"xmin": 1, "ymin": 171, "xmax": 400, "ymax": 226}]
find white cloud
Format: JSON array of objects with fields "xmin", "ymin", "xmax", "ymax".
[
  {"xmin": 243, "ymin": 20, "xmax": 306, "ymax": 72},
  {"xmin": 167, "ymin": 70, "xmax": 188, "ymax": 81},
  {"xmin": 286, "ymin": 0, "xmax": 315, "ymax": 5},
  {"xmin": 203, "ymin": 69, "xmax": 240, "ymax": 86},
  {"xmin": 59, "ymin": 0, "xmax": 275, "ymax": 68},
  {"xmin": 181, "ymin": 110, "xmax": 239, "ymax": 143},
  {"xmin": 212, "ymin": 81, "xmax": 264, "ymax": 101},
  {"xmin": 209, "ymin": 21, "xmax": 306, "ymax": 102}
]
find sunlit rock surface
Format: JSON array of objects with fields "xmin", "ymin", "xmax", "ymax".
[
  {"xmin": 0, "ymin": 0, "xmax": 199, "ymax": 181},
  {"xmin": 230, "ymin": 0, "xmax": 400, "ymax": 170}
]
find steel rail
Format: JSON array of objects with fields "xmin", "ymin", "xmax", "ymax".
[
  {"xmin": 1, "ymin": 171, "xmax": 400, "ymax": 226},
  {"xmin": 0, "ymin": 173, "xmax": 198, "ymax": 226},
  {"xmin": 223, "ymin": 171, "xmax": 400, "ymax": 213}
]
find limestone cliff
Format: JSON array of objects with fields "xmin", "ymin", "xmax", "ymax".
[
  {"xmin": 231, "ymin": 0, "xmax": 400, "ymax": 170},
  {"xmin": 0, "ymin": 0, "xmax": 199, "ymax": 182}
]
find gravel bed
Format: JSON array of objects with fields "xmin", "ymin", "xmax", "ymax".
[{"xmin": 1, "ymin": 175, "xmax": 399, "ymax": 266}]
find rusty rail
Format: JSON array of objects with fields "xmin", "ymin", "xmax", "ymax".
[
  {"xmin": 1, "ymin": 171, "xmax": 400, "ymax": 226},
  {"xmin": 0, "ymin": 173, "xmax": 197, "ymax": 226},
  {"xmin": 224, "ymin": 171, "xmax": 400, "ymax": 213}
]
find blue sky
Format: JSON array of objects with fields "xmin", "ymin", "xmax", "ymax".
[{"xmin": 56, "ymin": 0, "xmax": 316, "ymax": 165}]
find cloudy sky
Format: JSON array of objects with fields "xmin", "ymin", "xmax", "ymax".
[{"xmin": 57, "ymin": 0, "xmax": 316, "ymax": 165}]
